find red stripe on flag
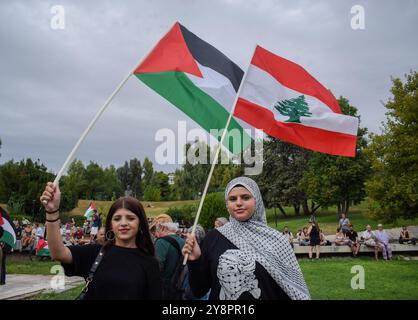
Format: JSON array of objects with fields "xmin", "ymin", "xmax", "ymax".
[
  {"xmin": 251, "ymin": 45, "xmax": 341, "ymax": 114},
  {"xmin": 134, "ymin": 22, "xmax": 203, "ymax": 78},
  {"xmin": 235, "ymin": 98, "xmax": 356, "ymax": 157}
]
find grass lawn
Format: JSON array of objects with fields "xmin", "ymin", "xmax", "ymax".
[
  {"xmin": 6, "ymin": 254, "xmax": 57, "ymax": 275},
  {"xmin": 26, "ymin": 284, "xmax": 85, "ymax": 300},
  {"xmin": 13, "ymin": 256, "xmax": 418, "ymax": 300},
  {"xmin": 299, "ymin": 257, "xmax": 418, "ymax": 299}
]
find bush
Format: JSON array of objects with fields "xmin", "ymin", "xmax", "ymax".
[
  {"xmin": 166, "ymin": 204, "xmax": 196, "ymax": 227},
  {"xmin": 143, "ymin": 186, "xmax": 161, "ymax": 201},
  {"xmin": 199, "ymin": 193, "xmax": 229, "ymax": 230}
]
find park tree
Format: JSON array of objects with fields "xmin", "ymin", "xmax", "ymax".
[
  {"xmin": 129, "ymin": 158, "xmax": 143, "ymax": 198},
  {"xmin": 366, "ymin": 71, "xmax": 418, "ymax": 221},
  {"xmin": 300, "ymin": 97, "xmax": 371, "ymax": 216},
  {"xmin": 256, "ymin": 138, "xmax": 313, "ymax": 217},
  {"xmin": 116, "ymin": 161, "xmax": 131, "ymax": 193},
  {"xmin": 0, "ymin": 158, "xmax": 57, "ymax": 221}
]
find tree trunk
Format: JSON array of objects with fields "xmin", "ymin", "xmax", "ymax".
[
  {"xmin": 302, "ymin": 199, "xmax": 310, "ymax": 216},
  {"xmin": 293, "ymin": 204, "xmax": 300, "ymax": 216},
  {"xmin": 277, "ymin": 203, "xmax": 287, "ymax": 217},
  {"xmin": 337, "ymin": 203, "xmax": 342, "ymax": 215},
  {"xmin": 311, "ymin": 200, "xmax": 321, "ymax": 214}
]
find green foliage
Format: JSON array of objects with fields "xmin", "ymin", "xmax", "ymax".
[
  {"xmin": 256, "ymin": 138, "xmax": 312, "ymax": 216},
  {"xmin": 199, "ymin": 192, "xmax": 228, "ymax": 230},
  {"xmin": 300, "ymin": 97, "xmax": 371, "ymax": 215},
  {"xmin": 0, "ymin": 158, "xmax": 54, "ymax": 221},
  {"xmin": 366, "ymin": 71, "xmax": 418, "ymax": 221},
  {"xmin": 174, "ymin": 142, "xmax": 240, "ymax": 200},
  {"xmin": 7, "ymin": 193, "xmax": 25, "ymax": 216},
  {"xmin": 143, "ymin": 185, "xmax": 161, "ymax": 201},
  {"xmin": 166, "ymin": 204, "xmax": 196, "ymax": 227}
]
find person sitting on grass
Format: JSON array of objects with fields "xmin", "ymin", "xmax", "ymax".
[
  {"xmin": 374, "ymin": 224, "xmax": 392, "ymax": 261},
  {"xmin": 361, "ymin": 224, "xmax": 379, "ymax": 260},
  {"xmin": 345, "ymin": 224, "xmax": 360, "ymax": 257},
  {"xmin": 335, "ymin": 228, "xmax": 350, "ymax": 246},
  {"xmin": 399, "ymin": 226, "xmax": 416, "ymax": 245}
]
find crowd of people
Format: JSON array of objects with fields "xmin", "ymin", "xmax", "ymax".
[
  {"xmin": 3, "ymin": 176, "xmax": 415, "ymax": 300},
  {"xmin": 282, "ymin": 213, "xmax": 416, "ymax": 261}
]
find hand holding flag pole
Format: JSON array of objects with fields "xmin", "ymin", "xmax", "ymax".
[{"xmin": 182, "ymin": 48, "xmax": 254, "ymax": 265}]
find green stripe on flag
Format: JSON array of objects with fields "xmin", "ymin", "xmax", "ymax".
[
  {"xmin": 1, "ymin": 231, "xmax": 16, "ymax": 249},
  {"xmin": 135, "ymin": 71, "xmax": 252, "ymax": 154}
]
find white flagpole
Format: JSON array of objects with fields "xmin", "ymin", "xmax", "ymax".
[{"xmin": 182, "ymin": 46, "xmax": 255, "ymax": 265}]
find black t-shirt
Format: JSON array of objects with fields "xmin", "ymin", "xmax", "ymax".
[
  {"xmin": 346, "ymin": 230, "xmax": 358, "ymax": 242},
  {"xmin": 62, "ymin": 244, "xmax": 162, "ymax": 300},
  {"xmin": 187, "ymin": 229, "xmax": 290, "ymax": 300}
]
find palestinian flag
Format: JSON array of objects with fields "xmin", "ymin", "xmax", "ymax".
[
  {"xmin": 36, "ymin": 239, "xmax": 50, "ymax": 257},
  {"xmin": 0, "ymin": 206, "xmax": 16, "ymax": 249},
  {"xmin": 234, "ymin": 45, "xmax": 359, "ymax": 157},
  {"xmin": 134, "ymin": 22, "xmax": 252, "ymax": 154},
  {"xmin": 84, "ymin": 201, "xmax": 96, "ymax": 219}
]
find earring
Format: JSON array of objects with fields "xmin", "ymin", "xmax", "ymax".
[{"xmin": 105, "ymin": 230, "xmax": 115, "ymax": 241}]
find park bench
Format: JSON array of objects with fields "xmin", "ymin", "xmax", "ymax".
[{"xmin": 293, "ymin": 242, "xmax": 418, "ymax": 255}]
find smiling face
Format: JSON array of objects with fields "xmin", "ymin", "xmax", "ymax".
[
  {"xmin": 111, "ymin": 208, "xmax": 140, "ymax": 243},
  {"xmin": 226, "ymin": 186, "xmax": 256, "ymax": 222}
]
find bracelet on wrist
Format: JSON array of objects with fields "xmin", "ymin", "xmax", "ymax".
[
  {"xmin": 46, "ymin": 217, "xmax": 61, "ymax": 223},
  {"xmin": 45, "ymin": 208, "xmax": 60, "ymax": 214}
]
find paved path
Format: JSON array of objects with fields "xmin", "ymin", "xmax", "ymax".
[{"xmin": 0, "ymin": 274, "xmax": 84, "ymax": 300}]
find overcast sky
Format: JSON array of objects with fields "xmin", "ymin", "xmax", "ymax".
[{"xmin": 1, "ymin": 0, "xmax": 417, "ymax": 174}]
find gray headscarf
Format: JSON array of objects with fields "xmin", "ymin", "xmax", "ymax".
[{"xmin": 217, "ymin": 176, "xmax": 311, "ymax": 300}]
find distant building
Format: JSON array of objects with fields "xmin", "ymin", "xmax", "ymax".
[{"xmin": 168, "ymin": 173, "xmax": 175, "ymax": 185}]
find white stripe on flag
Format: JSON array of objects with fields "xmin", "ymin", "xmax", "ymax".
[
  {"xmin": 185, "ymin": 61, "xmax": 237, "ymax": 111},
  {"xmin": 239, "ymin": 65, "xmax": 359, "ymax": 135}
]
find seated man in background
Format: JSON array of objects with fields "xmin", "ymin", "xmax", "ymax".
[
  {"xmin": 282, "ymin": 226, "xmax": 294, "ymax": 248},
  {"xmin": 399, "ymin": 226, "xmax": 416, "ymax": 245},
  {"xmin": 345, "ymin": 224, "xmax": 360, "ymax": 257},
  {"xmin": 361, "ymin": 224, "xmax": 379, "ymax": 260},
  {"xmin": 374, "ymin": 224, "xmax": 392, "ymax": 260}
]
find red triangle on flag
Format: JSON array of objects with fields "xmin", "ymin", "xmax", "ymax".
[
  {"xmin": 0, "ymin": 211, "xmax": 4, "ymax": 225},
  {"xmin": 134, "ymin": 22, "xmax": 203, "ymax": 78}
]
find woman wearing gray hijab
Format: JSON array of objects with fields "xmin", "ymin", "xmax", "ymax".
[{"xmin": 182, "ymin": 176, "xmax": 310, "ymax": 300}]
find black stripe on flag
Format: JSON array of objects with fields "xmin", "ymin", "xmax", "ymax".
[{"xmin": 179, "ymin": 24, "xmax": 244, "ymax": 92}]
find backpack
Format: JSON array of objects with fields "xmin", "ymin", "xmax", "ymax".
[{"xmin": 160, "ymin": 236, "xmax": 192, "ymax": 300}]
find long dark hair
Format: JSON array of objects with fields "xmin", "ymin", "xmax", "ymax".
[{"xmin": 104, "ymin": 197, "xmax": 155, "ymax": 256}]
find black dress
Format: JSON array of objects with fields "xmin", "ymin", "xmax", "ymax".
[
  {"xmin": 309, "ymin": 227, "xmax": 320, "ymax": 246},
  {"xmin": 62, "ymin": 244, "xmax": 162, "ymax": 300},
  {"xmin": 188, "ymin": 229, "xmax": 290, "ymax": 300}
]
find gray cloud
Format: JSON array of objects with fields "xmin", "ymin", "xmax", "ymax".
[{"xmin": 1, "ymin": 0, "xmax": 417, "ymax": 174}]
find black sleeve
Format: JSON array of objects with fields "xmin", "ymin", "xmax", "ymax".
[
  {"xmin": 145, "ymin": 257, "xmax": 163, "ymax": 300},
  {"xmin": 187, "ymin": 232, "xmax": 214, "ymax": 298},
  {"xmin": 61, "ymin": 244, "xmax": 101, "ymax": 278}
]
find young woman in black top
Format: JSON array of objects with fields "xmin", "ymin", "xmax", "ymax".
[
  {"xmin": 40, "ymin": 182, "xmax": 162, "ymax": 300},
  {"xmin": 182, "ymin": 177, "xmax": 310, "ymax": 300}
]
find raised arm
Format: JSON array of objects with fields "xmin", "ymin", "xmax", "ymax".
[{"xmin": 40, "ymin": 182, "xmax": 72, "ymax": 264}]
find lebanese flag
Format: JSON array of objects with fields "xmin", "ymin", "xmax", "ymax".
[
  {"xmin": 0, "ymin": 206, "xmax": 17, "ymax": 249},
  {"xmin": 234, "ymin": 45, "xmax": 359, "ymax": 157},
  {"xmin": 134, "ymin": 22, "xmax": 252, "ymax": 154}
]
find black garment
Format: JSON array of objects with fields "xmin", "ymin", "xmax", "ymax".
[
  {"xmin": 187, "ymin": 229, "xmax": 290, "ymax": 300},
  {"xmin": 346, "ymin": 230, "xmax": 358, "ymax": 242},
  {"xmin": 62, "ymin": 244, "xmax": 162, "ymax": 300},
  {"xmin": 309, "ymin": 228, "xmax": 320, "ymax": 246}
]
